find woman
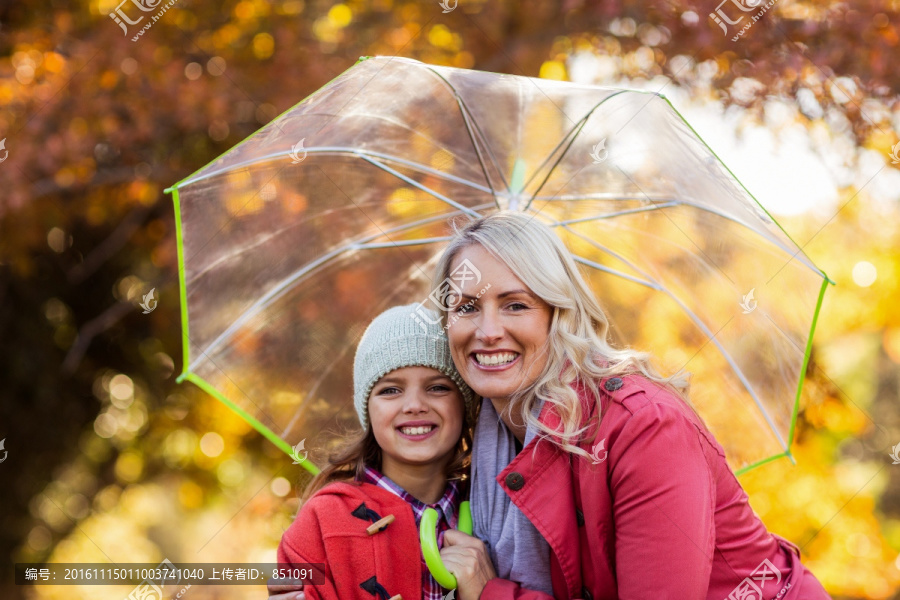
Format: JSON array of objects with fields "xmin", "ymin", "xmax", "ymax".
[
  {"xmin": 270, "ymin": 212, "xmax": 831, "ymax": 599},
  {"xmin": 432, "ymin": 211, "xmax": 831, "ymax": 599},
  {"xmin": 276, "ymin": 303, "xmax": 479, "ymax": 600}
]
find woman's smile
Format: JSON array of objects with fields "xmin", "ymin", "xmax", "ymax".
[{"xmin": 471, "ymin": 350, "xmax": 521, "ymax": 371}]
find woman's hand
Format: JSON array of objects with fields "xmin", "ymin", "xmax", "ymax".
[
  {"xmin": 266, "ymin": 577, "xmax": 305, "ymax": 600},
  {"xmin": 440, "ymin": 529, "xmax": 497, "ymax": 600}
]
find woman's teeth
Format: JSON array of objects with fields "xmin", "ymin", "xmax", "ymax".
[
  {"xmin": 400, "ymin": 425, "xmax": 435, "ymax": 435},
  {"xmin": 475, "ymin": 352, "xmax": 518, "ymax": 366}
]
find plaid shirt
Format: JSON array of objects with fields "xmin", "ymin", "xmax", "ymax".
[{"xmin": 361, "ymin": 466, "xmax": 463, "ymax": 600}]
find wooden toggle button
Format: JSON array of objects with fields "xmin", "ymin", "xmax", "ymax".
[{"xmin": 366, "ymin": 514, "xmax": 395, "ymax": 535}]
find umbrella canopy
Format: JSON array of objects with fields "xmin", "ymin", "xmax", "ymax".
[{"xmin": 165, "ymin": 56, "xmax": 833, "ymax": 476}]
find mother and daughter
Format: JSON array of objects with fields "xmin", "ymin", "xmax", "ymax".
[{"xmin": 272, "ymin": 212, "xmax": 831, "ymax": 600}]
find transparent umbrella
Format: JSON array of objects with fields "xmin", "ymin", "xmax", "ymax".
[{"xmin": 165, "ymin": 55, "xmax": 832, "ymax": 479}]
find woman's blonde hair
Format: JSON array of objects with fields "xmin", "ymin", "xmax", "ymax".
[{"xmin": 432, "ymin": 211, "xmax": 691, "ymax": 461}]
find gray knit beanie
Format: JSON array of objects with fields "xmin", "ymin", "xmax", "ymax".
[{"xmin": 353, "ymin": 303, "xmax": 477, "ymax": 431}]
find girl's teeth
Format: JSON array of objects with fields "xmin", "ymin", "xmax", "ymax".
[
  {"xmin": 476, "ymin": 352, "xmax": 518, "ymax": 365},
  {"xmin": 400, "ymin": 426, "xmax": 434, "ymax": 435}
]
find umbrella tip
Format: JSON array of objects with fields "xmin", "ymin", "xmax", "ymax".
[
  {"xmin": 507, "ymin": 158, "xmax": 527, "ymax": 210},
  {"xmin": 510, "ymin": 158, "xmax": 526, "ymax": 194}
]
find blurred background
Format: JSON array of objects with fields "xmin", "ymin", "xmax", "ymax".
[{"xmin": 1, "ymin": 0, "xmax": 899, "ymax": 598}]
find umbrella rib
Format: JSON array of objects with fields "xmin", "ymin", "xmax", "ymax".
[
  {"xmin": 458, "ymin": 101, "xmax": 507, "ymax": 199},
  {"xmin": 525, "ymin": 90, "xmax": 636, "ymax": 210},
  {"xmin": 353, "ymin": 237, "xmax": 453, "ymax": 249},
  {"xmin": 554, "ymin": 202, "xmax": 682, "ymax": 225},
  {"xmin": 538, "ymin": 192, "xmax": 816, "ymax": 275},
  {"xmin": 658, "ymin": 292, "xmax": 791, "ymax": 453},
  {"xmin": 531, "ymin": 193, "xmax": 678, "ymax": 202},
  {"xmin": 561, "ymin": 223, "xmax": 790, "ymax": 453},
  {"xmin": 296, "ymin": 108, "xmax": 498, "ymax": 192},
  {"xmin": 571, "ymin": 256, "xmax": 658, "ymax": 289},
  {"xmin": 422, "ymin": 67, "xmax": 508, "ymax": 197},
  {"xmin": 188, "ymin": 208, "xmax": 488, "ymax": 369},
  {"xmin": 279, "ymin": 279, "xmax": 428, "ymax": 438},
  {"xmin": 175, "ymin": 148, "xmax": 497, "ymax": 195},
  {"xmin": 357, "ymin": 154, "xmax": 485, "ymax": 219}
]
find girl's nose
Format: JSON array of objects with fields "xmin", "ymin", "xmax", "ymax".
[{"xmin": 401, "ymin": 391, "xmax": 428, "ymax": 413}]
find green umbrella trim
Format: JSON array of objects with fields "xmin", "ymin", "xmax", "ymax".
[
  {"xmin": 169, "ymin": 187, "xmax": 320, "ymax": 475},
  {"xmin": 733, "ymin": 275, "xmax": 831, "ymax": 476}
]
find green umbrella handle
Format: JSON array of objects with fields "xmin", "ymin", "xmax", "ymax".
[{"xmin": 420, "ymin": 501, "xmax": 473, "ymax": 589}]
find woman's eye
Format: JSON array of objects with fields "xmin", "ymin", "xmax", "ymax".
[
  {"xmin": 455, "ymin": 303, "xmax": 475, "ymax": 314},
  {"xmin": 508, "ymin": 302, "xmax": 528, "ymax": 311}
]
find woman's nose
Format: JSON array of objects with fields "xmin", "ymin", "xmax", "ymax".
[{"xmin": 475, "ymin": 307, "xmax": 503, "ymax": 343}]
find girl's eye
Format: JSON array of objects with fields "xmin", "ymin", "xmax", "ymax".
[
  {"xmin": 377, "ymin": 386, "xmax": 401, "ymax": 395},
  {"xmin": 429, "ymin": 384, "xmax": 451, "ymax": 392}
]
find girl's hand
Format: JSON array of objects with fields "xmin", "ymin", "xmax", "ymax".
[
  {"xmin": 439, "ymin": 529, "xmax": 497, "ymax": 600},
  {"xmin": 266, "ymin": 577, "xmax": 305, "ymax": 600}
]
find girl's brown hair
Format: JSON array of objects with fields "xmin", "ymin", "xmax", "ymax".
[{"xmin": 301, "ymin": 403, "xmax": 476, "ymax": 501}]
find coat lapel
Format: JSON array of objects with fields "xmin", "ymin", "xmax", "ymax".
[{"xmin": 498, "ymin": 401, "xmax": 583, "ymax": 598}]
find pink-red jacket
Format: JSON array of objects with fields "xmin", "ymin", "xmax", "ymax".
[
  {"xmin": 480, "ymin": 374, "xmax": 831, "ymax": 600},
  {"xmin": 278, "ymin": 482, "xmax": 424, "ymax": 600}
]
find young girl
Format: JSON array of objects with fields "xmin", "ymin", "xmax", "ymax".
[{"xmin": 277, "ymin": 303, "xmax": 479, "ymax": 600}]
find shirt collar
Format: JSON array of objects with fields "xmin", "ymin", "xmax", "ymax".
[{"xmin": 361, "ymin": 465, "xmax": 461, "ymax": 526}]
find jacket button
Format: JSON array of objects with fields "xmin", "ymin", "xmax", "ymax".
[
  {"xmin": 575, "ymin": 508, "xmax": 585, "ymax": 527},
  {"xmin": 581, "ymin": 587, "xmax": 593, "ymax": 600},
  {"xmin": 603, "ymin": 377, "xmax": 623, "ymax": 391},
  {"xmin": 505, "ymin": 472, "xmax": 525, "ymax": 491}
]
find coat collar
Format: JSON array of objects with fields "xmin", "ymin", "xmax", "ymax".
[
  {"xmin": 491, "ymin": 375, "xmax": 620, "ymax": 598},
  {"xmin": 494, "ymin": 396, "xmax": 584, "ymax": 598}
]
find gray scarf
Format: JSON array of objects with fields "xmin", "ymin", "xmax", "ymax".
[{"xmin": 471, "ymin": 396, "xmax": 554, "ymax": 595}]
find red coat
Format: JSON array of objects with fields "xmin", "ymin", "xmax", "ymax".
[
  {"xmin": 480, "ymin": 374, "xmax": 831, "ymax": 600},
  {"xmin": 278, "ymin": 482, "xmax": 423, "ymax": 600}
]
